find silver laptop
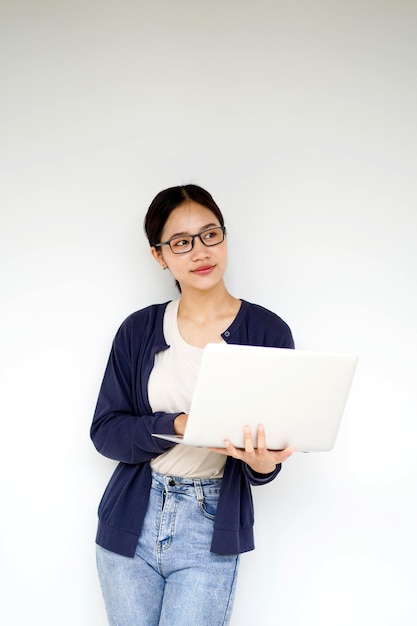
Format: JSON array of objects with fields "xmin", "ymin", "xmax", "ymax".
[{"xmin": 152, "ymin": 343, "xmax": 358, "ymax": 452}]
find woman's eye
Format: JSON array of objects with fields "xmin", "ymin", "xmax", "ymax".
[
  {"xmin": 173, "ymin": 238, "xmax": 190, "ymax": 248},
  {"xmin": 204, "ymin": 230, "xmax": 219, "ymax": 241}
]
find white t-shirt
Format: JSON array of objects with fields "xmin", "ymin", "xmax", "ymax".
[{"xmin": 149, "ymin": 299, "xmax": 226, "ymax": 478}]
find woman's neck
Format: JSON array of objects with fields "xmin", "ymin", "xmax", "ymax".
[
  {"xmin": 177, "ymin": 284, "xmax": 239, "ymax": 323},
  {"xmin": 176, "ymin": 284, "xmax": 241, "ymax": 347}
]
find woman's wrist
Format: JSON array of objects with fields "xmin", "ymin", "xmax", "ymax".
[{"xmin": 174, "ymin": 413, "xmax": 188, "ymax": 435}]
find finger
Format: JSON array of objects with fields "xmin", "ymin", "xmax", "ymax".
[
  {"xmin": 224, "ymin": 439, "xmax": 240, "ymax": 456},
  {"xmin": 243, "ymin": 426, "xmax": 255, "ymax": 453},
  {"xmin": 208, "ymin": 440, "xmax": 242, "ymax": 459},
  {"xmin": 256, "ymin": 424, "xmax": 267, "ymax": 450}
]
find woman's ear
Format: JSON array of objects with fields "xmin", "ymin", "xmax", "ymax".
[{"xmin": 151, "ymin": 246, "xmax": 168, "ymax": 270}]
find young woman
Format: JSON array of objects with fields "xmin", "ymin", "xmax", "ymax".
[{"xmin": 91, "ymin": 184, "xmax": 294, "ymax": 626}]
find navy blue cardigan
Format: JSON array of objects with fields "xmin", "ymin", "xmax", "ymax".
[{"xmin": 91, "ymin": 299, "xmax": 294, "ymax": 557}]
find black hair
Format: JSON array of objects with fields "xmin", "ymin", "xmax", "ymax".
[{"xmin": 144, "ymin": 184, "xmax": 225, "ymax": 248}]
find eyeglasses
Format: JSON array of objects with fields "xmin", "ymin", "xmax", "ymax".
[{"xmin": 155, "ymin": 225, "xmax": 226, "ymax": 255}]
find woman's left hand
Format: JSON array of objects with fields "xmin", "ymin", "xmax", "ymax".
[{"xmin": 208, "ymin": 424, "xmax": 294, "ymax": 474}]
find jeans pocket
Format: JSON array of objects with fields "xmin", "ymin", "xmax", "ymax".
[{"xmin": 198, "ymin": 494, "xmax": 219, "ymax": 520}]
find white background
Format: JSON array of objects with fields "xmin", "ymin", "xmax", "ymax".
[{"xmin": 1, "ymin": 1, "xmax": 416, "ymax": 625}]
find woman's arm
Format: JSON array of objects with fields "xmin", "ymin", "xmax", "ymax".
[
  {"xmin": 90, "ymin": 322, "xmax": 182, "ymax": 464},
  {"xmin": 90, "ymin": 407, "xmax": 182, "ymax": 464}
]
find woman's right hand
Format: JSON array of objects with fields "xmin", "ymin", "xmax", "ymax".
[{"xmin": 174, "ymin": 413, "xmax": 188, "ymax": 435}]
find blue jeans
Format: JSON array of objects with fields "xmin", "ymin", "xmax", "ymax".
[{"xmin": 96, "ymin": 471, "xmax": 240, "ymax": 626}]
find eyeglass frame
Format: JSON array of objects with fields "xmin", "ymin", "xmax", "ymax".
[{"xmin": 154, "ymin": 225, "xmax": 226, "ymax": 255}]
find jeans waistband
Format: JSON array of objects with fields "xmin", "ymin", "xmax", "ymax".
[{"xmin": 151, "ymin": 470, "xmax": 222, "ymax": 495}]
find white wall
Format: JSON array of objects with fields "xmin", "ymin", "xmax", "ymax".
[{"xmin": 1, "ymin": 1, "xmax": 416, "ymax": 624}]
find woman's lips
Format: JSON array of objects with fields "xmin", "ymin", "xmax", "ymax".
[{"xmin": 192, "ymin": 265, "xmax": 215, "ymax": 276}]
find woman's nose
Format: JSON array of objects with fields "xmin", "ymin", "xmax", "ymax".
[{"xmin": 191, "ymin": 236, "xmax": 209, "ymax": 257}]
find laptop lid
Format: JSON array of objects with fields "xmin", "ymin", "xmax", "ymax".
[{"xmin": 153, "ymin": 343, "xmax": 358, "ymax": 452}]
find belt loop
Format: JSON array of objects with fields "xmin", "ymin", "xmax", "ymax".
[{"xmin": 194, "ymin": 479, "xmax": 204, "ymax": 503}]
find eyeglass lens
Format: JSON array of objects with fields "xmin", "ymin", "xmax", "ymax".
[{"xmin": 169, "ymin": 227, "xmax": 224, "ymax": 254}]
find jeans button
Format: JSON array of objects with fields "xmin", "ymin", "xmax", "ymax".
[{"xmin": 168, "ymin": 479, "xmax": 176, "ymax": 487}]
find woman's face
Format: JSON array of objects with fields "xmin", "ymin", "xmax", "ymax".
[{"xmin": 151, "ymin": 201, "xmax": 228, "ymax": 293}]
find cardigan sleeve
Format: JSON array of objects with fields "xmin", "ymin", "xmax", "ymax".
[
  {"xmin": 90, "ymin": 319, "xmax": 180, "ymax": 464},
  {"xmin": 243, "ymin": 463, "xmax": 282, "ymax": 485}
]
